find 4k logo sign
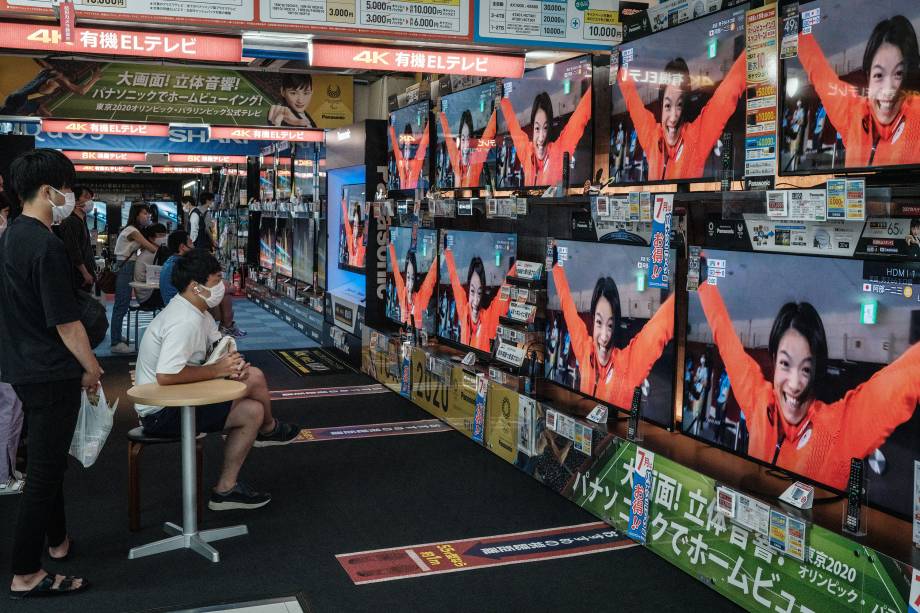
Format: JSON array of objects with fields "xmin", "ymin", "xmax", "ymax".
[{"xmin": 352, "ymin": 50, "xmax": 391, "ymax": 66}]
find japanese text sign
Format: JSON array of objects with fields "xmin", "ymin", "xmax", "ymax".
[{"xmin": 310, "ymin": 42, "xmax": 524, "ymax": 78}]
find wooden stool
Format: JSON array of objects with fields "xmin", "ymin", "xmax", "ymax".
[
  {"xmin": 127, "ymin": 427, "xmax": 205, "ymax": 532},
  {"xmin": 126, "ymin": 380, "xmax": 246, "ymax": 563}
]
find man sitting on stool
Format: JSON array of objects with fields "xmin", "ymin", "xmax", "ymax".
[{"xmin": 133, "ymin": 249, "xmax": 299, "ymax": 510}]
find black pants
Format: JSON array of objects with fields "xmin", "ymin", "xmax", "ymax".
[{"xmin": 10, "ymin": 378, "xmax": 81, "ymax": 575}]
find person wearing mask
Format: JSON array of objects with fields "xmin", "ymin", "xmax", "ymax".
[
  {"xmin": 189, "ymin": 192, "xmax": 215, "ymax": 252},
  {"xmin": 132, "ymin": 223, "xmax": 168, "ymax": 310},
  {"xmin": 134, "ymin": 249, "xmax": 299, "ymax": 510},
  {"xmin": 159, "ymin": 229, "xmax": 194, "ymax": 306},
  {"xmin": 1, "ymin": 149, "xmax": 102, "ymax": 598},
  {"xmin": 110, "ymin": 203, "xmax": 158, "ymax": 354},
  {"xmin": 56, "ymin": 185, "xmax": 97, "ymax": 291},
  {"xmin": 180, "ymin": 195, "xmax": 194, "ymax": 232}
]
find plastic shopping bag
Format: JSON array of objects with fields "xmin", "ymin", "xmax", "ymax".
[{"xmin": 69, "ymin": 388, "xmax": 118, "ymax": 468}]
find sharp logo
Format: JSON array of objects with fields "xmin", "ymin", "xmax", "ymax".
[{"xmin": 327, "ymin": 84, "xmax": 342, "ymax": 99}]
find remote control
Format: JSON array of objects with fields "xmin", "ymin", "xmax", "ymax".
[
  {"xmin": 627, "ymin": 386, "xmax": 642, "ymax": 440},
  {"xmin": 845, "ymin": 457, "xmax": 864, "ymax": 533}
]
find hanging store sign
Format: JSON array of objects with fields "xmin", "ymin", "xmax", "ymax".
[
  {"xmin": 42, "ymin": 119, "xmax": 170, "ymax": 137},
  {"xmin": 0, "ymin": 0, "xmax": 253, "ymax": 25},
  {"xmin": 74, "ymin": 164, "xmax": 211, "ymax": 174},
  {"xmin": 209, "ymin": 125, "xmax": 325, "ymax": 142},
  {"xmin": 169, "ymin": 154, "xmax": 248, "ymax": 164},
  {"xmin": 475, "ymin": 0, "xmax": 626, "ymax": 49},
  {"xmin": 74, "ymin": 165, "xmax": 135, "ymax": 173},
  {"xmin": 310, "ymin": 42, "xmax": 524, "ymax": 78},
  {"xmin": 62, "ymin": 150, "xmax": 147, "ymax": 163},
  {"xmin": 0, "ymin": 21, "xmax": 243, "ymax": 63}
]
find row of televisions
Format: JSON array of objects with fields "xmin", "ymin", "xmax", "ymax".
[
  {"xmin": 377, "ymin": 226, "xmax": 919, "ymax": 520},
  {"xmin": 387, "ymin": 0, "xmax": 920, "ymax": 190}
]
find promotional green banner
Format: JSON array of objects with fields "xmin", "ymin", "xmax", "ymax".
[{"xmin": 570, "ymin": 439, "xmax": 913, "ymax": 613}]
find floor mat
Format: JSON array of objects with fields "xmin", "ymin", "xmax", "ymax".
[{"xmin": 271, "ymin": 348, "xmax": 349, "ymax": 376}]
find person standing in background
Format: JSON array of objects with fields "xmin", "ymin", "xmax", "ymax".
[
  {"xmin": 110, "ymin": 203, "xmax": 159, "ymax": 354},
  {"xmin": 1, "ymin": 149, "xmax": 102, "ymax": 598},
  {"xmin": 56, "ymin": 185, "xmax": 97, "ymax": 291},
  {"xmin": 0, "ymin": 184, "xmax": 24, "ymax": 493},
  {"xmin": 189, "ymin": 192, "xmax": 215, "ymax": 252}
]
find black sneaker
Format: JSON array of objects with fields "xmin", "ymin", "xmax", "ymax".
[
  {"xmin": 254, "ymin": 420, "xmax": 301, "ymax": 447},
  {"xmin": 208, "ymin": 482, "xmax": 271, "ymax": 511}
]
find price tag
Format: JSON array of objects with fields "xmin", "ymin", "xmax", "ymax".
[
  {"xmin": 595, "ymin": 196, "xmax": 610, "ymax": 217},
  {"xmin": 515, "ymin": 198, "xmax": 528, "ymax": 216},
  {"xmin": 494, "ymin": 341, "xmax": 526, "ymax": 367},
  {"xmin": 766, "ymin": 190, "xmax": 788, "ymax": 217},
  {"xmin": 515, "ymin": 260, "xmax": 544, "ymax": 280},
  {"xmin": 458, "ymin": 200, "xmax": 473, "ymax": 216},
  {"xmin": 586, "ymin": 404, "xmax": 608, "ymax": 424},
  {"xmin": 508, "ymin": 303, "xmax": 537, "ymax": 324}
]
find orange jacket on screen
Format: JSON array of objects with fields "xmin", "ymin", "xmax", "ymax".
[
  {"xmin": 618, "ymin": 54, "xmax": 745, "ymax": 181},
  {"xmin": 389, "ymin": 242, "xmax": 437, "ymax": 329},
  {"xmin": 389, "ymin": 121, "xmax": 431, "ymax": 189},
  {"xmin": 443, "ymin": 248, "xmax": 513, "ymax": 351},
  {"xmin": 499, "ymin": 86, "xmax": 592, "ymax": 186},
  {"xmin": 439, "ymin": 111, "xmax": 497, "ymax": 188},
  {"xmin": 341, "ymin": 200, "xmax": 365, "ymax": 267},
  {"xmin": 552, "ymin": 264, "xmax": 675, "ymax": 409},
  {"xmin": 797, "ymin": 33, "xmax": 920, "ymax": 169},
  {"xmin": 697, "ymin": 281, "xmax": 920, "ymax": 490}
]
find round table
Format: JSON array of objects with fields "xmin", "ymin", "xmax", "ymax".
[
  {"xmin": 127, "ymin": 379, "xmax": 247, "ymax": 563},
  {"xmin": 129, "ymin": 281, "xmax": 160, "ymax": 291}
]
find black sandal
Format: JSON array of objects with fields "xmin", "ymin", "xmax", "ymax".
[{"xmin": 9, "ymin": 574, "xmax": 90, "ymax": 599}]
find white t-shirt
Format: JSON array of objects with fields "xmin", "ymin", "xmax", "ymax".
[
  {"xmin": 132, "ymin": 249, "xmax": 157, "ymax": 302},
  {"xmin": 114, "ymin": 225, "xmax": 140, "ymax": 261},
  {"xmin": 134, "ymin": 296, "xmax": 221, "ymax": 417}
]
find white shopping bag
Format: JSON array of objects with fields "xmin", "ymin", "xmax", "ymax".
[{"xmin": 69, "ymin": 388, "xmax": 118, "ymax": 468}]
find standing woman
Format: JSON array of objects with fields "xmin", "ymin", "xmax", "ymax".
[
  {"xmin": 110, "ymin": 203, "xmax": 158, "ymax": 354},
  {"xmin": 695, "ymin": 279, "xmax": 920, "ymax": 490},
  {"xmin": 388, "ymin": 120, "xmax": 431, "ymax": 190},
  {"xmin": 499, "ymin": 87, "xmax": 592, "ymax": 186},
  {"xmin": 442, "ymin": 246, "xmax": 514, "ymax": 352},
  {"xmin": 438, "ymin": 108, "xmax": 497, "ymax": 188},
  {"xmin": 388, "ymin": 244, "xmax": 437, "ymax": 329},
  {"xmin": 796, "ymin": 16, "xmax": 920, "ymax": 168},
  {"xmin": 550, "ymin": 247, "xmax": 675, "ymax": 409},
  {"xmin": 617, "ymin": 53, "xmax": 745, "ymax": 180}
]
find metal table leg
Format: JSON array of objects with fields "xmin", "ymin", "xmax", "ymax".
[{"xmin": 129, "ymin": 405, "xmax": 247, "ymax": 562}]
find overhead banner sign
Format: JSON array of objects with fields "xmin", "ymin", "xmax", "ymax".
[
  {"xmin": 0, "ymin": 21, "xmax": 242, "ymax": 63},
  {"xmin": 310, "ymin": 42, "xmax": 524, "ymax": 78},
  {"xmin": 73, "ymin": 164, "xmax": 212, "ymax": 174},
  {"xmin": 0, "ymin": 0, "xmax": 254, "ymax": 25},
  {"xmin": 210, "ymin": 125, "xmax": 325, "ymax": 142},
  {"xmin": 63, "ymin": 150, "xmax": 147, "ymax": 163},
  {"xmin": 0, "ymin": 58, "xmax": 353, "ymax": 128},
  {"xmin": 475, "ymin": 0, "xmax": 627, "ymax": 49},
  {"xmin": 42, "ymin": 119, "xmax": 170, "ymax": 137},
  {"xmin": 35, "ymin": 132, "xmax": 263, "ymax": 156}
]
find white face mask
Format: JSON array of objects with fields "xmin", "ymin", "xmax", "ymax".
[
  {"xmin": 198, "ymin": 280, "xmax": 225, "ymax": 308},
  {"xmin": 49, "ymin": 187, "xmax": 76, "ymax": 225},
  {"xmin": 155, "ymin": 236, "xmax": 168, "ymax": 246},
  {"xmin": 83, "ymin": 200, "xmax": 95, "ymax": 214}
]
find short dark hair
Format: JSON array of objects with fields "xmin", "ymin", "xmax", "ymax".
[
  {"xmin": 141, "ymin": 223, "xmax": 167, "ymax": 239},
  {"xmin": 126, "ymin": 203, "xmax": 150, "ymax": 229},
  {"xmin": 171, "ymin": 248, "xmax": 221, "ymax": 293},
  {"xmin": 530, "ymin": 92, "xmax": 554, "ymax": 134},
  {"xmin": 73, "ymin": 185, "xmax": 94, "ymax": 200},
  {"xmin": 459, "ymin": 110, "xmax": 474, "ymax": 140},
  {"xmin": 658, "ymin": 57, "xmax": 691, "ymax": 113},
  {"xmin": 467, "ymin": 256, "xmax": 487, "ymax": 305},
  {"xmin": 181, "ymin": 195, "xmax": 194, "ymax": 206},
  {"xmin": 199, "ymin": 192, "xmax": 214, "ymax": 206},
  {"xmin": 10, "ymin": 149, "xmax": 75, "ymax": 203},
  {"xmin": 590, "ymin": 277, "xmax": 621, "ymax": 350},
  {"xmin": 281, "ymin": 73, "xmax": 312, "ymax": 92},
  {"xmin": 911, "ymin": 218, "xmax": 920, "ymax": 231},
  {"xmin": 167, "ymin": 229, "xmax": 190, "ymax": 254},
  {"xmin": 768, "ymin": 302, "xmax": 828, "ymax": 401},
  {"xmin": 863, "ymin": 16, "xmax": 920, "ymax": 87},
  {"xmin": 404, "ymin": 250, "xmax": 418, "ymax": 289}
]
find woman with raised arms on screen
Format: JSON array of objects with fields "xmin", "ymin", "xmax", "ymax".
[
  {"xmin": 797, "ymin": 15, "xmax": 920, "ymax": 168},
  {"xmin": 341, "ymin": 199, "xmax": 365, "ymax": 267},
  {"xmin": 388, "ymin": 120, "xmax": 431, "ymax": 189},
  {"xmin": 389, "ymin": 243, "xmax": 437, "ymax": 329},
  {"xmin": 695, "ymin": 274, "xmax": 920, "ymax": 491},
  {"xmin": 498, "ymin": 86, "xmax": 593, "ymax": 186},
  {"xmin": 617, "ymin": 53, "xmax": 745, "ymax": 181},
  {"xmin": 442, "ymin": 240, "xmax": 514, "ymax": 352},
  {"xmin": 438, "ymin": 108, "xmax": 497, "ymax": 188},
  {"xmin": 549, "ymin": 243, "xmax": 676, "ymax": 408}
]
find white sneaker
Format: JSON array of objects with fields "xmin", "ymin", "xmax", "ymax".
[{"xmin": 111, "ymin": 342, "xmax": 134, "ymax": 354}]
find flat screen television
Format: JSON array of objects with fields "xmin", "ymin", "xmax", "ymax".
[
  {"xmin": 437, "ymin": 229, "xmax": 517, "ymax": 353},
  {"xmin": 683, "ymin": 249, "xmax": 920, "ymax": 517},
  {"xmin": 545, "ymin": 240, "xmax": 677, "ymax": 427},
  {"xmin": 150, "ymin": 201, "xmax": 179, "ymax": 231},
  {"xmin": 292, "ymin": 217, "xmax": 316, "ymax": 284},
  {"xmin": 780, "ymin": 0, "xmax": 920, "ymax": 175},
  {"xmin": 386, "ymin": 226, "xmax": 439, "ymax": 334},
  {"xmin": 90, "ymin": 201, "xmax": 107, "ymax": 232},
  {"xmin": 496, "ymin": 55, "xmax": 593, "ymax": 189},
  {"xmin": 387, "ymin": 100, "xmax": 431, "ymax": 192},
  {"xmin": 610, "ymin": 3, "xmax": 748, "ymax": 185},
  {"xmin": 435, "ymin": 81, "xmax": 499, "ymax": 189},
  {"xmin": 260, "ymin": 171, "xmax": 273, "ymax": 202},
  {"xmin": 338, "ymin": 184, "xmax": 367, "ymax": 271},
  {"xmin": 258, "ymin": 216, "xmax": 275, "ymax": 271},
  {"xmin": 275, "ymin": 218, "xmax": 293, "ymax": 278}
]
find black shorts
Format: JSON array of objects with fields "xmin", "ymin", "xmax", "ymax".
[{"xmin": 141, "ymin": 401, "xmax": 233, "ymax": 437}]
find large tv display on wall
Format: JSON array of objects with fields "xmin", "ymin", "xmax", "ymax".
[
  {"xmin": 386, "ymin": 226, "xmax": 438, "ymax": 335},
  {"xmin": 610, "ymin": 3, "xmax": 748, "ymax": 184},
  {"xmin": 683, "ymin": 249, "xmax": 920, "ymax": 517},
  {"xmin": 496, "ymin": 55, "xmax": 593, "ymax": 189},
  {"xmin": 435, "ymin": 81, "xmax": 499, "ymax": 190},
  {"xmin": 387, "ymin": 100, "xmax": 431, "ymax": 192},
  {"xmin": 781, "ymin": 0, "xmax": 920, "ymax": 175},
  {"xmin": 545, "ymin": 240, "xmax": 677, "ymax": 427}
]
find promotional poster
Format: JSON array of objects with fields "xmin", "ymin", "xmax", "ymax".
[
  {"xmin": 611, "ymin": 3, "xmax": 748, "ymax": 184},
  {"xmin": 781, "ymin": 1, "xmax": 920, "ymax": 173},
  {"xmin": 495, "ymin": 55, "xmax": 593, "ymax": 188},
  {"xmin": 436, "ymin": 81, "xmax": 499, "ymax": 189},
  {"xmin": 385, "ymin": 226, "xmax": 438, "ymax": 334},
  {"xmin": 545, "ymin": 240, "xmax": 677, "ymax": 426},
  {"xmin": 437, "ymin": 229, "xmax": 517, "ymax": 352},
  {"xmin": 387, "ymin": 101, "xmax": 431, "ymax": 191},
  {"xmin": 684, "ymin": 249, "xmax": 920, "ymax": 517}
]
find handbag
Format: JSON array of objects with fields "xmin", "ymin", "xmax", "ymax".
[
  {"xmin": 75, "ymin": 289, "xmax": 108, "ymax": 348},
  {"xmin": 97, "ymin": 264, "xmax": 117, "ymax": 294}
]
